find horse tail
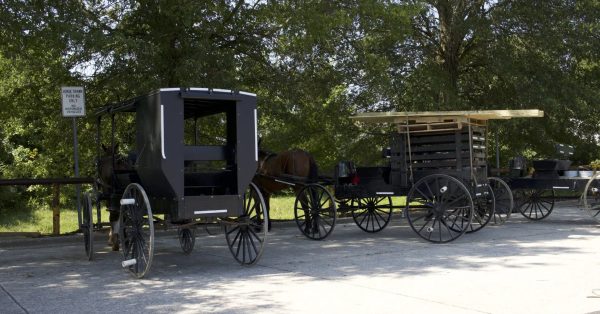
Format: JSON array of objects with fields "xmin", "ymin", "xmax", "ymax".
[{"xmin": 308, "ymin": 154, "xmax": 319, "ymax": 180}]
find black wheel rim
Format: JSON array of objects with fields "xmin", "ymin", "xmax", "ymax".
[
  {"xmin": 489, "ymin": 177, "xmax": 514, "ymax": 225},
  {"xmin": 119, "ymin": 184, "xmax": 154, "ymax": 278},
  {"xmin": 352, "ymin": 197, "xmax": 393, "ymax": 233},
  {"xmin": 294, "ymin": 184, "xmax": 337, "ymax": 240},
  {"xmin": 467, "ymin": 185, "xmax": 494, "ymax": 233},
  {"xmin": 516, "ymin": 189, "xmax": 555, "ymax": 220},
  {"xmin": 405, "ymin": 174, "xmax": 473, "ymax": 243},
  {"xmin": 179, "ymin": 228, "xmax": 195, "ymax": 255},
  {"xmin": 82, "ymin": 193, "xmax": 93, "ymax": 261},
  {"xmin": 224, "ymin": 182, "xmax": 268, "ymax": 265}
]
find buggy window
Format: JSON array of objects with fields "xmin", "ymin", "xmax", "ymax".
[{"xmin": 184, "ymin": 111, "xmax": 228, "ymax": 146}]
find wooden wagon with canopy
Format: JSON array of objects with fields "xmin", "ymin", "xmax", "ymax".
[{"xmin": 327, "ymin": 109, "xmax": 544, "ymax": 243}]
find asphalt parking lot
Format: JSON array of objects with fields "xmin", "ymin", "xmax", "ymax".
[{"xmin": 1, "ymin": 201, "xmax": 600, "ymax": 314}]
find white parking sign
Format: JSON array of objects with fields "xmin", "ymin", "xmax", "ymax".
[{"xmin": 61, "ymin": 86, "xmax": 85, "ymax": 117}]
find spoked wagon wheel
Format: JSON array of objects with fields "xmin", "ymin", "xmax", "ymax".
[
  {"xmin": 119, "ymin": 183, "xmax": 154, "ymax": 279},
  {"xmin": 223, "ymin": 182, "xmax": 268, "ymax": 265},
  {"xmin": 81, "ymin": 192, "xmax": 94, "ymax": 261},
  {"xmin": 351, "ymin": 197, "xmax": 393, "ymax": 233},
  {"xmin": 467, "ymin": 185, "xmax": 494, "ymax": 233},
  {"xmin": 515, "ymin": 188, "xmax": 555, "ymax": 220},
  {"xmin": 583, "ymin": 173, "xmax": 600, "ymax": 221},
  {"xmin": 489, "ymin": 177, "xmax": 514, "ymax": 225},
  {"xmin": 405, "ymin": 174, "xmax": 473, "ymax": 243},
  {"xmin": 294, "ymin": 184, "xmax": 337, "ymax": 240},
  {"xmin": 178, "ymin": 228, "xmax": 195, "ymax": 255}
]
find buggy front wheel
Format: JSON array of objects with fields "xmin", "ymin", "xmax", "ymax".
[
  {"xmin": 223, "ymin": 182, "xmax": 268, "ymax": 265},
  {"xmin": 489, "ymin": 177, "xmax": 514, "ymax": 225},
  {"xmin": 583, "ymin": 173, "xmax": 600, "ymax": 221},
  {"xmin": 515, "ymin": 188, "xmax": 555, "ymax": 220},
  {"xmin": 294, "ymin": 184, "xmax": 337, "ymax": 240},
  {"xmin": 405, "ymin": 174, "xmax": 473, "ymax": 243},
  {"xmin": 351, "ymin": 197, "xmax": 393, "ymax": 233},
  {"xmin": 119, "ymin": 183, "xmax": 154, "ymax": 279},
  {"xmin": 178, "ymin": 228, "xmax": 195, "ymax": 255}
]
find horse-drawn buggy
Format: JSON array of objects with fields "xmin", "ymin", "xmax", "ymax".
[
  {"xmin": 501, "ymin": 144, "xmax": 600, "ymax": 221},
  {"xmin": 82, "ymin": 88, "xmax": 268, "ymax": 278},
  {"xmin": 259, "ymin": 110, "xmax": 542, "ymax": 243}
]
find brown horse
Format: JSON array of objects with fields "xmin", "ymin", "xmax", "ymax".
[
  {"xmin": 253, "ymin": 149, "xmax": 319, "ymax": 228},
  {"xmin": 98, "ymin": 144, "xmax": 132, "ymax": 251}
]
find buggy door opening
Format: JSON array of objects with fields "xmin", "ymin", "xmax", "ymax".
[{"xmin": 183, "ymin": 99, "xmax": 237, "ymax": 196}]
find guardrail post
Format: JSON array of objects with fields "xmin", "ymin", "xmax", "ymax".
[{"xmin": 52, "ymin": 183, "xmax": 61, "ymax": 235}]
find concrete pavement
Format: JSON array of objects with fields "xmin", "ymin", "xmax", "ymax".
[{"xmin": 1, "ymin": 201, "xmax": 600, "ymax": 313}]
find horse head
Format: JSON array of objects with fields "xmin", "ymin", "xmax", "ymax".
[
  {"xmin": 98, "ymin": 143, "xmax": 132, "ymax": 190},
  {"xmin": 257, "ymin": 149, "xmax": 276, "ymax": 174}
]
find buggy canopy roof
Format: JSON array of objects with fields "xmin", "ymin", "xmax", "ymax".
[
  {"xmin": 94, "ymin": 87, "xmax": 257, "ymax": 117},
  {"xmin": 351, "ymin": 109, "xmax": 544, "ymax": 124}
]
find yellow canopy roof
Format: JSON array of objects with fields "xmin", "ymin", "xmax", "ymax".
[{"xmin": 351, "ymin": 109, "xmax": 544, "ymax": 124}]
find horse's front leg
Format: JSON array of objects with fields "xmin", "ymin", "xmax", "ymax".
[
  {"xmin": 259, "ymin": 190, "xmax": 272, "ymax": 232},
  {"xmin": 295, "ymin": 187, "xmax": 312, "ymax": 235},
  {"xmin": 108, "ymin": 209, "xmax": 120, "ymax": 251}
]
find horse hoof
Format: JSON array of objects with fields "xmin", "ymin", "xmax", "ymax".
[{"xmin": 108, "ymin": 234, "xmax": 119, "ymax": 251}]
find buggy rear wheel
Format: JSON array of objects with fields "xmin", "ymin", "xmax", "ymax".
[
  {"xmin": 294, "ymin": 184, "xmax": 337, "ymax": 240},
  {"xmin": 515, "ymin": 188, "xmax": 555, "ymax": 220},
  {"xmin": 467, "ymin": 184, "xmax": 494, "ymax": 233},
  {"xmin": 178, "ymin": 228, "xmax": 195, "ymax": 255},
  {"xmin": 583, "ymin": 173, "xmax": 600, "ymax": 221},
  {"xmin": 81, "ymin": 192, "xmax": 94, "ymax": 261},
  {"xmin": 489, "ymin": 177, "xmax": 514, "ymax": 225},
  {"xmin": 119, "ymin": 183, "xmax": 154, "ymax": 279},
  {"xmin": 351, "ymin": 197, "xmax": 393, "ymax": 233},
  {"xmin": 224, "ymin": 182, "xmax": 268, "ymax": 265},
  {"xmin": 405, "ymin": 174, "xmax": 473, "ymax": 243}
]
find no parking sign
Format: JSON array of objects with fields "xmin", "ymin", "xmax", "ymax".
[
  {"xmin": 61, "ymin": 86, "xmax": 85, "ymax": 117},
  {"xmin": 61, "ymin": 86, "xmax": 85, "ymax": 225}
]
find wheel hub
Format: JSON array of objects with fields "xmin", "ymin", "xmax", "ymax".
[
  {"xmin": 365, "ymin": 201, "xmax": 376, "ymax": 213},
  {"xmin": 432, "ymin": 203, "xmax": 446, "ymax": 217}
]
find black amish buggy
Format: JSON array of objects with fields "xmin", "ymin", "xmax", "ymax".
[
  {"xmin": 501, "ymin": 144, "xmax": 600, "ymax": 222},
  {"xmin": 83, "ymin": 88, "xmax": 268, "ymax": 278}
]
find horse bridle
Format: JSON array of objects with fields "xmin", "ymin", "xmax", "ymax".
[{"xmin": 257, "ymin": 151, "xmax": 277, "ymax": 175}]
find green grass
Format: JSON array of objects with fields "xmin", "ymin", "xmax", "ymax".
[
  {"xmin": 0, "ymin": 195, "xmax": 408, "ymax": 235},
  {"xmin": 0, "ymin": 204, "xmax": 111, "ymax": 234},
  {"xmin": 267, "ymin": 195, "xmax": 296, "ymax": 220},
  {"xmin": 267, "ymin": 195, "xmax": 407, "ymax": 220}
]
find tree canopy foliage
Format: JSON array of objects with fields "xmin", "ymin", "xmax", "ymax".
[{"xmin": 0, "ymin": 0, "xmax": 599, "ymax": 195}]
